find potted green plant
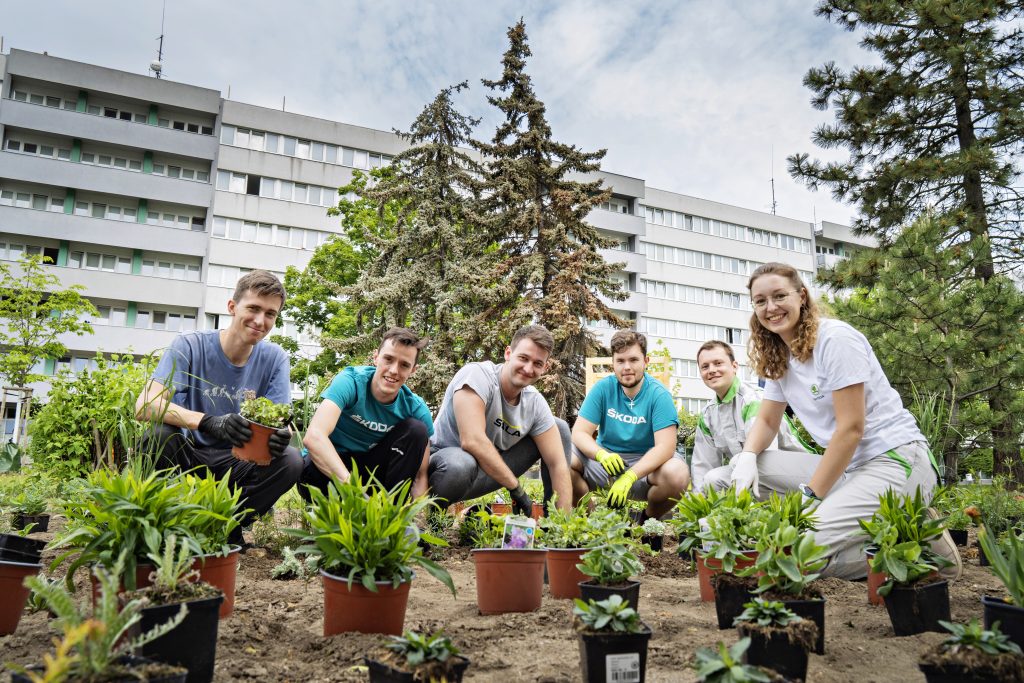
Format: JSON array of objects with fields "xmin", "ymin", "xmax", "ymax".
[
  {"xmin": 288, "ymin": 467, "xmax": 455, "ymax": 635},
  {"xmin": 967, "ymin": 479, "xmax": 1024, "ymax": 565},
  {"xmin": 365, "ymin": 629, "xmax": 471, "ymax": 682},
  {"xmin": 0, "ymin": 527, "xmax": 41, "ymax": 635},
  {"xmin": 669, "ymin": 487, "xmax": 724, "ymax": 563},
  {"xmin": 695, "ymin": 489, "xmax": 768, "ymax": 603},
  {"xmin": 541, "ymin": 500, "xmax": 629, "ymax": 600},
  {"xmin": 638, "ymin": 517, "xmax": 666, "ymax": 552},
  {"xmin": 977, "ymin": 525, "xmax": 1024, "ymax": 650},
  {"xmin": 577, "ymin": 542, "xmax": 644, "ymax": 610},
  {"xmin": 873, "ymin": 537, "xmax": 951, "ymax": 636},
  {"xmin": 14, "ymin": 556, "xmax": 188, "ymax": 683},
  {"xmin": 236, "ymin": 394, "xmax": 291, "ymax": 465},
  {"xmin": 11, "ymin": 478, "xmax": 50, "ymax": 533},
  {"xmin": 573, "ymin": 594, "xmax": 652, "ymax": 683},
  {"xmin": 734, "ymin": 598, "xmax": 818, "ymax": 682},
  {"xmin": 126, "ymin": 536, "xmax": 225, "ymax": 683},
  {"xmin": 919, "ymin": 619, "xmax": 1024, "ymax": 683},
  {"xmin": 468, "ymin": 509, "xmax": 547, "ymax": 614},
  {"xmin": 692, "ymin": 638, "xmax": 780, "ymax": 683},
  {"xmin": 734, "ymin": 524, "xmax": 829, "ymax": 653}
]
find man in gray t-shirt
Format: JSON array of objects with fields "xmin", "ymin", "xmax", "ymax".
[{"xmin": 429, "ymin": 325, "xmax": 572, "ymax": 514}]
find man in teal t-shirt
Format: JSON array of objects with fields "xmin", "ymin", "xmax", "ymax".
[
  {"xmin": 571, "ymin": 330, "xmax": 690, "ymax": 521},
  {"xmin": 300, "ymin": 328, "xmax": 434, "ymax": 497}
]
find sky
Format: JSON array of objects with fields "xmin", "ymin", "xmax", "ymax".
[{"xmin": 2, "ymin": 0, "xmax": 870, "ymax": 227}]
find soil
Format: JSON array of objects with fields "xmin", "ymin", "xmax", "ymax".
[{"xmin": 2, "ymin": 520, "xmax": 1005, "ymax": 682}]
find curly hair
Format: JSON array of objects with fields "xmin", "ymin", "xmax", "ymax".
[{"xmin": 746, "ymin": 263, "xmax": 819, "ymax": 380}]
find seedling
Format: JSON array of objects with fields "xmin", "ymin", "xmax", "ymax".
[
  {"xmin": 239, "ymin": 396, "xmax": 291, "ymax": 427},
  {"xmin": 572, "ymin": 594, "xmax": 644, "ymax": 634}
]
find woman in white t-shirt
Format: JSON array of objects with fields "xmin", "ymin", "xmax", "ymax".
[{"xmin": 729, "ymin": 262, "xmax": 959, "ymax": 580}]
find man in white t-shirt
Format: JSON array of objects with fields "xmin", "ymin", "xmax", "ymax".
[{"xmin": 428, "ymin": 325, "xmax": 572, "ymax": 514}]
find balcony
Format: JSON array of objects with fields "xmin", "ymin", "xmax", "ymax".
[
  {"xmin": 57, "ymin": 324, "xmax": 182, "ymax": 356},
  {"xmin": 0, "ymin": 98, "xmax": 218, "ymax": 160},
  {"xmin": 586, "ymin": 208, "xmax": 645, "ymax": 237},
  {"xmin": 0, "ymin": 152, "xmax": 213, "ymax": 208},
  {"xmin": 599, "ymin": 247, "xmax": 646, "ymax": 274},
  {"xmin": 0, "ymin": 205, "xmax": 207, "ymax": 257},
  {"xmin": 600, "ymin": 289, "xmax": 648, "ymax": 314},
  {"xmin": 51, "ymin": 267, "xmax": 203, "ymax": 308},
  {"xmin": 816, "ymin": 253, "xmax": 844, "ymax": 270}
]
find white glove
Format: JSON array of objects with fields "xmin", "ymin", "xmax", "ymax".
[{"xmin": 729, "ymin": 451, "xmax": 760, "ymax": 498}]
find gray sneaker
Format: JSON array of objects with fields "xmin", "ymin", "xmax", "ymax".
[{"xmin": 928, "ymin": 507, "xmax": 963, "ymax": 582}]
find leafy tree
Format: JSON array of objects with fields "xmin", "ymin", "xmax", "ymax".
[
  {"xmin": 477, "ymin": 20, "xmax": 628, "ymax": 418},
  {"xmin": 0, "ymin": 254, "xmax": 97, "ymax": 443},
  {"xmin": 790, "ymin": 0, "xmax": 1024, "ymax": 479}
]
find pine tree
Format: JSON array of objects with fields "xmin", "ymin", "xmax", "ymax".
[
  {"xmin": 477, "ymin": 20, "xmax": 628, "ymax": 418},
  {"xmin": 790, "ymin": 0, "xmax": 1024, "ymax": 480}
]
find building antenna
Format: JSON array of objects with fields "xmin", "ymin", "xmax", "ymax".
[
  {"xmin": 149, "ymin": 0, "xmax": 166, "ymax": 78},
  {"xmin": 769, "ymin": 145, "xmax": 778, "ymax": 215}
]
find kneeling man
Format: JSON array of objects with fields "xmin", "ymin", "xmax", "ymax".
[
  {"xmin": 301, "ymin": 328, "xmax": 433, "ymax": 497},
  {"xmin": 571, "ymin": 330, "xmax": 690, "ymax": 520}
]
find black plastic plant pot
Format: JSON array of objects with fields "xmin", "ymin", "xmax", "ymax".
[
  {"xmin": 713, "ymin": 577, "xmax": 755, "ymax": 630},
  {"xmin": 780, "ymin": 597, "xmax": 826, "ymax": 655},
  {"xmin": 642, "ymin": 534, "xmax": 664, "ymax": 552},
  {"xmin": 947, "ymin": 529, "xmax": 968, "ymax": 547},
  {"xmin": 740, "ymin": 626, "xmax": 810, "ymax": 682},
  {"xmin": 883, "ymin": 580, "xmax": 950, "ymax": 636},
  {"xmin": 676, "ymin": 540, "xmax": 695, "ymax": 562},
  {"xmin": 979, "ymin": 544, "xmax": 991, "ymax": 566},
  {"xmin": 140, "ymin": 594, "xmax": 224, "ymax": 683},
  {"xmin": 0, "ymin": 533, "xmax": 46, "ymax": 557},
  {"xmin": 579, "ymin": 579, "xmax": 641, "ymax": 612},
  {"xmin": 982, "ymin": 594, "xmax": 1024, "ymax": 651},
  {"xmin": 364, "ymin": 656, "xmax": 471, "ymax": 683},
  {"xmin": 11, "ymin": 656, "xmax": 187, "ymax": 683},
  {"xmin": 577, "ymin": 624, "xmax": 652, "ymax": 683},
  {"xmin": 0, "ymin": 546, "xmax": 41, "ymax": 565},
  {"xmin": 12, "ymin": 513, "xmax": 50, "ymax": 534},
  {"xmin": 918, "ymin": 661, "xmax": 1015, "ymax": 683}
]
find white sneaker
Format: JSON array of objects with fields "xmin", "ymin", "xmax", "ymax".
[{"xmin": 928, "ymin": 507, "xmax": 963, "ymax": 582}]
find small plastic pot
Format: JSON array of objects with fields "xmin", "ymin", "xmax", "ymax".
[
  {"xmin": 12, "ymin": 513, "xmax": 50, "ymax": 533},
  {"xmin": 472, "ymin": 548, "xmax": 546, "ymax": 614},
  {"xmin": 712, "ymin": 574, "xmax": 755, "ymax": 630},
  {"xmin": 139, "ymin": 593, "xmax": 225, "ymax": 683},
  {"xmin": 11, "ymin": 656, "xmax": 187, "ymax": 683},
  {"xmin": 579, "ymin": 579, "xmax": 642, "ymax": 612},
  {"xmin": 979, "ymin": 544, "xmax": 991, "ymax": 566},
  {"xmin": 0, "ymin": 558, "xmax": 41, "ymax": 635},
  {"xmin": 364, "ymin": 655, "xmax": 471, "ymax": 682},
  {"xmin": 0, "ymin": 533, "xmax": 46, "ymax": 563},
  {"xmin": 883, "ymin": 579, "xmax": 950, "ymax": 636},
  {"xmin": 577, "ymin": 623, "xmax": 652, "ymax": 683},
  {"xmin": 739, "ymin": 624, "xmax": 813, "ymax": 682},
  {"xmin": 780, "ymin": 596, "xmax": 826, "ymax": 655},
  {"xmin": 545, "ymin": 547, "xmax": 590, "ymax": 600},
  {"xmin": 231, "ymin": 421, "xmax": 276, "ymax": 466},
  {"xmin": 947, "ymin": 529, "xmax": 968, "ymax": 547},
  {"xmin": 982, "ymin": 594, "xmax": 1024, "ymax": 651},
  {"xmin": 642, "ymin": 534, "xmax": 664, "ymax": 552}
]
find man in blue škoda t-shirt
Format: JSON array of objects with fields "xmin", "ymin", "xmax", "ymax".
[
  {"xmin": 300, "ymin": 328, "xmax": 434, "ymax": 498},
  {"xmin": 571, "ymin": 330, "xmax": 691, "ymax": 521}
]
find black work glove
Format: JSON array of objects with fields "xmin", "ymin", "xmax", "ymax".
[
  {"xmin": 198, "ymin": 413, "xmax": 252, "ymax": 448},
  {"xmin": 268, "ymin": 427, "xmax": 292, "ymax": 459},
  {"xmin": 508, "ymin": 485, "xmax": 532, "ymax": 517}
]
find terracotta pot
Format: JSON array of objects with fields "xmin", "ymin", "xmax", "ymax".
[
  {"xmin": 0, "ymin": 559, "xmax": 41, "ymax": 635},
  {"xmin": 90, "ymin": 562, "xmax": 156, "ymax": 604},
  {"xmin": 193, "ymin": 546, "xmax": 240, "ymax": 618},
  {"xmin": 865, "ymin": 551, "xmax": 887, "ymax": 606},
  {"xmin": 231, "ymin": 421, "xmax": 275, "ymax": 466},
  {"xmin": 490, "ymin": 503, "xmax": 512, "ymax": 516},
  {"xmin": 531, "ymin": 503, "xmax": 545, "ymax": 520},
  {"xmin": 321, "ymin": 569, "xmax": 412, "ymax": 636},
  {"xmin": 472, "ymin": 548, "xmax": 546, "ymax": 614},
  {"xmin": 546, "ymin": 547, "xmax": 590, "ymax": 599},
  {"xmin": 696, "ymin": 550, "xmax": 757, "ymax": 602}
]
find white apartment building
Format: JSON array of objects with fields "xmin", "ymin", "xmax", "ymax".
[{"xmin": 0, "ymin": 48, "xmax": 872, "ymax": 430}]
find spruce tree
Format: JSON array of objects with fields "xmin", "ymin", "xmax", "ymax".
[
  {"xmin": 790, "ymin": 1, "xmax": 1024, "ymax": 480},
  {"xmin": 477, "ymin": 20, "xmax": 628, "ymax": 418}
]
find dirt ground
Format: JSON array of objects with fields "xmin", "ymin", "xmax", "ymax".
[{"xmin": 2, "ymin": 519, "xmax": 1004, "ymax": 683}]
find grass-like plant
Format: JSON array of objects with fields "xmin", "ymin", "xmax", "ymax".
[
  {"xmin": 287, "ymin": 466, "xmax": 455, "ymax": 595},
  {"xmin": 977, "ymin": 525, "xmax": 1024, "ymax": 606},
  {"xmin": 762, "ymin": 491, "xmax": 818, "ymax": 533},
  {"xmin": 179, "ymin": 471, "xmax": 248, "ymax": 555},
  {"xmin": 738, "ymin": 524, "xmax": 829, "ymax": 597},
  {"xmin": 693, "ymin": 638, "xmax": 773, "ymax": 683},
  {"xmin": 577, "ymin": 543, "xmax": 643, "ymax": 585},
  {"xmin": 239, "ymin": 396, "xmax": 291, "ymax": 427},
  {"xmin": 669, "ymin": 487, "xmax": 724, "ymax": 556},
  {"xmin": 572, "ymin": 594, "xmax": 644, "ymax": 634}
]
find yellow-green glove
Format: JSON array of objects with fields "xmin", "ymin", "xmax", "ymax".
[
  {"xmin": 607, "ymin": 470, "xmax": 638, "ymax": 508},
  {"xmin": 595, "ymin": 448, "xmax": 626, "ymax": 476}
]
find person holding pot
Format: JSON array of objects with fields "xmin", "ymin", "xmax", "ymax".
[
  {"xmin": 690, "ymin": 339, "xmax": 818, "ymax": 493},
  {"xmin": 136, "ymin": 270, "xmax": 303, "ymax": 532},
  {"xmin": 428, "ymin": 324, "xmax": 573, "ymax": 514},
  {"xmin": 731, "ymin": 262, "xmax": 960, "ymax": 580},
  {"xmin": 300, "ymin": 327, "xmax": 434, "ymax": 499},
  {"xmin": 569, "ymin": 330, "xmax": 690, "ymax": 522}
]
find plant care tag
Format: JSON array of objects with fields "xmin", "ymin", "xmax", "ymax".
[
  {"xmin": 699, "ymin": 516, "xmax": 713, "ymax": 552},
  {"xmin": 605, "ymin": 653, "xmax": 640, "ymax": 682},
  {"xmin": 501, "ymin": 515, "xmax": 536, "ymax": 549}
]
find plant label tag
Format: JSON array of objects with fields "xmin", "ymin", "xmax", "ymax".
[
  {"xmin": 699, "ymin": 516, "xmax": 713, "ymax": 552},
  {"xmin": 605, "ymin": 653, "xmax": 640, "ymax": 682},
  {"xmin": 501, "ymin": 516, "xmax": 536, "ymax": 549}
]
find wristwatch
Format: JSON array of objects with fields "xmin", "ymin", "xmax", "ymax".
[{"xmin": 799, "ymin": 483, "xmax": 820, "ymax": 500}]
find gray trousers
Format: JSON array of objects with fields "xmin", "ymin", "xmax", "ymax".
[
  {"xmin": 427, "ymin": 418, "xmax": 571, "ymax": 506},
  {"xmin": 575, "ymin": 445, "xmax": 688, "ymax": 500}
]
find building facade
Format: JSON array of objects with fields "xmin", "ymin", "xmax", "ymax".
[{"xmin": 0, "ymin": 48, "xmax": 872, "ymax": 426}]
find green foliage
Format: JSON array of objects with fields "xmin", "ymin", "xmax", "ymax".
[
  {"xmin": 463, "ymin": 510, "xmax": 509, "ymax": 549},
  {"xmin": 763, "ymin": 491, "xmax": 819, "ymax": 533},
  {"xmin": 696, "ymin": 488, "xmax": 771, "ymax": 573},
  {"xmin": 28, "ymin": 353, "xmax": 156, "ymax": 477},
  {"xmin": 140, "ymin": 534, "xmax": 204, "ymax": 601},
  {"xmin": 540, "ymin": 498, "xmax": 630, "ymax": 549},
  {"xmin": 640, "ymin": 517, "xmax": 666, "ymax": 536},
  {"xmin": 0, "ymin": 441, "xmax": 22, "ymax": 472},
  {"xmin": 734, "ymin": 598, "xmax": 804, "ymax": 628},
  {"xmin": 858, "ymin": 487, "xmax": 947, "ymax": 548},
  {"xmin": 24, "ymin": 556, "xmax": 187, "ymax": 680},
  {"xmin": 12, "ymin": 476, "xmax": 49, "ymax": 515},
  {"xmin": 676, "ymin": 409, "xmax": 699, "ymax": 453},
  {"xmin": 978, "ymin": 525, "xmax": 1024, "ymax": 607},
  {"xmin": 937, "ymin": 619, "xmax": 1023, "ymax": 657},
  {"xmin": 871, "ymin": 540, "xmax": 941, "ymax": 596},
  {"xmin": 0, "ymin": 253, "xmax": 97, "ymax": 391},
  {"xmin": 179, "ymin": 471, "xmax": 248, "ymax": 555},
  {"xmin": 693, "ymin": 638, "xmax": 772, "ymax": 683},
  {"xmin": 287, "ymin": 467, "xmax": 455, "ymax": 595},
  {"xmin": 385, "ymin": 630, "xmax": 461, "ymax": 667},
  {"xmin": 740, "ymin": 524, "xmax": 829, "ymax": 596},
  {"xmin": 572, "ymin": 594, "xmax": 644, "ymax": 634},
  {"xmin": 577, "ymin": 543, "xmax": 643, "ymax": 585},
  {"xmin": 969, "ymin": 478, "xmax": 1024, "ymax": 537},
  {"xmin": 239, "ymin": 396, "xmax": 291, "ymax": 428},
  {"xmin": 669, "ymin": 487, "xmax": 725, "ymax": 555},
  {"xmin": 271, "ymin": 546, "xmax": 320, "ymax": 580}
]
